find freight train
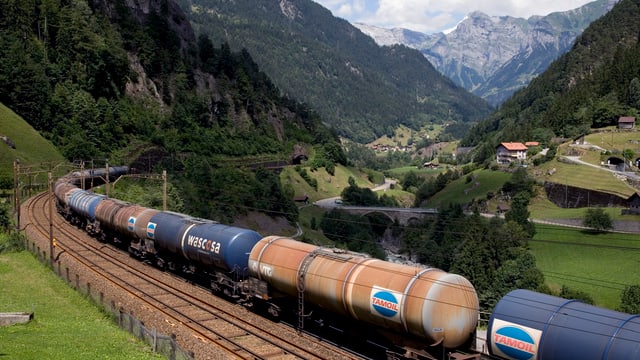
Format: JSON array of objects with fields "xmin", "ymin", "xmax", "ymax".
[{"xmin": 52, "ymin": 166, "xmax": 640, "ymax": 359}]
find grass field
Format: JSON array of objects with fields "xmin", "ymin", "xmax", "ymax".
[
  {"xmin": 366, "ymin": 124, "xmax": 446, "ymax": 147},
  {"xmin": 529, "ymin": 196, "xmax": 640, "ymax": 221},
  {"xmin": 280, "ymin": 164, "xmax": 381, "ymax": 202},
  {"xmin": 428, "ymin": 169, "xmax": 512, "ymax": 207},
  {"xmin": 531, "ymin": 224, "xmax": 640, "ymax": 309},
  {"xmin": 583, "ymin": 127, "xmax": 640, "ymax": 153},
  {"xmin": 532, "ymin": 157, "xmax": 637, "ymax": 198},
  {"xmin": 385, "ymin": 165, "xmax": 446, "ymax": 178},
  {"xmin": 0, "ymin": 251, "xmax": 162, "ymax": 360},
  {"xmin": 0, "ymin": 103, "xmax": 66, "ymax": 177}
]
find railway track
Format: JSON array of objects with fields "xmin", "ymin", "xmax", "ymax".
[{"xmin": 22, "ymin": 192, "xmax": 365, "ymax": 360}]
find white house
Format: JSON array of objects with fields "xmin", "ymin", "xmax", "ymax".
[{"xmin": 496, "ymin": 142, "xmax": 528, "ymax": 164}]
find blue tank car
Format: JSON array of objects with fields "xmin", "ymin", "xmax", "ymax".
[
  {"xmin": 146, "ymin": 212, "xmax": 262, "ymax": 277},
  {"xmin": 488, "ymin": 289, "xmax": 640, "ymax": 360},
  {"xmin": 181, "ymin": 222, "xmax": 262, "ymax": 276},
  {"xmin": 68, "ymin": 190, "xmax": 105, "ymax": 221}
]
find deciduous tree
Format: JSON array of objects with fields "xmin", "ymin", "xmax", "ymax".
[
  {"xmin": 619, "ymin": 285, "xmax": 640, "ymax": 314},
  {"xmin": 583, "ymin": 208, "xmax": 613, "ymax": 232}
]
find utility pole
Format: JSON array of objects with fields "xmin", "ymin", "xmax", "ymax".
[
  {"xmin": 105, "ymin": 160, "xmax": 109, "ymax": 198},
  {"xmin": 80, "ymin": 161, "xmax": 85, "ymax": 190},
  {"xmin": 48, "ymin": 172, "xmax": 54, "ymax": 267},
  {"xmin": 162, "ymin": 170, "xmax": 167, "ymax": 211},
  {"xmin": 13, "ymin": 160, "xmax": 20, "ymax": 231}
]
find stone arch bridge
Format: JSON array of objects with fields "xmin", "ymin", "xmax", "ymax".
[{"xmin": 338, "ymin": 206, "xmax": 438, "ymax": 226}]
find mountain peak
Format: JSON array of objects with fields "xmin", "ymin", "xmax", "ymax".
[{"xmin": 355, "ymin": 0, "xmax": 616, "ymax": 106}]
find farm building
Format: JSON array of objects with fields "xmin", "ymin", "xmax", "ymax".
[
  {"xmin": 293, "ymin": 195, "xmax": 309, "ymax": 204},
  {"xmin": 617, "ymin": 116, "xmax": 636, "ymax": 129}
]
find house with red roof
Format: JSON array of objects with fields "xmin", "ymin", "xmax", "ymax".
[{"xmin": 496, "ymin": 142, "xmax": 528, "ymax": 164}]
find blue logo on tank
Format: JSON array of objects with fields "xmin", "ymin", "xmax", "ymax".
[
  {"xmin": 147, "ymin": 222, "xmax": 156, "ymax": 239},
  {"xmin": 128, "ymin": 217, "xmax": 135, "ymax": 232},
  {"xmin": 494, "ymin": 326, "xmax": 536, "ymax": 360},
  {"xmin": 371, "ymin": 291, "xmax": 399, "ymax": 317}
]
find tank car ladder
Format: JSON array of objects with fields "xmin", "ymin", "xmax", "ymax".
[{"xmin": 297, "ymin": 249, "xmax": 319, "ymax": 331}]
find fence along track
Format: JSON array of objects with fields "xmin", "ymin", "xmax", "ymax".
[{"xmin": 23, "ymin": 192, "xmax": 362, "ymax": 360}]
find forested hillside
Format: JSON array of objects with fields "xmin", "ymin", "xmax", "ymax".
[
  {"xmin": 176, "ymin": 0, "xmax": 493, "ymax": 142},
  {"xmin": 462, "ymin": 0, "xmax": 640, "ymax": 162},
  {"xmin": 0, "ymin": 0, "xmax": 344, "ymax": 223}
]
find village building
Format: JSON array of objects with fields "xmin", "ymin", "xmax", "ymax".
[
  {"xmin": 496, "ymin": 203, "xmax": 510, "ymax": 215},
  {"xmin": 496, "ymin": 142, "xmax": 528, "ymax": 164},
  {"xmin": 293, "ymin": 195, "xmax": 309, "ymax": 204},
  {"xmin": 618, "ymin": 116, "xmax": 636, "ymax": 129}
]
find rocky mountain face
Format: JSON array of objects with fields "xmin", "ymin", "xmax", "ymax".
[
  {"xmin": 174, "ymin": 0, "xmax": 493, "ymax": 143},
  {"xmin": 355, "ymin": 0, "xmax": 617, "ymax": 106}
]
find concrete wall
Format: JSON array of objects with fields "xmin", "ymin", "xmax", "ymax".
[{"xmin": 543, "ymin": 181, "xmax": 627, "ymax": 208}]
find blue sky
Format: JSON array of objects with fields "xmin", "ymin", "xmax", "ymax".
[{"xmin": 313, "ymin": 0, "xmax": 595, "ymax": 34}]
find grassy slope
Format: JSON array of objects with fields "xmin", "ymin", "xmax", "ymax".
[
  {"xmin": 531, "ymin": 131, "xmax": 638, "ymax": 198},
  {"xmin": 0, "ymin": 104, "xmax": 159, "ymax": 358},
  {"xmin": 0, "ymin": 103, "xmax": 66, "ymax": 176},
  {"xmin": 0, "ymin": 251, "xmax": 161, "ymax": 360},
  {"xmin": 531, "ymin": 224, "xmax": 640, "ymax": 309},
  {"xmin": 280, "ymin": 164, "xmax": 378, "ymax": 202},
  {"xmin": 428, "ymin": 169, "xmax": 512, "ymax": 208}
]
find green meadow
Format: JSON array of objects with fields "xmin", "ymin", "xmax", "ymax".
[
  {"xmin": 0, "ymin": 251, "xmax": 162, "ymax": 360},
  {"xmin": 531, "ymin": 224, "xmax": 640, "ymax": 309}
]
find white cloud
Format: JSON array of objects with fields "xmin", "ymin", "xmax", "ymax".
[{"xmin": 313, "ymin": 0, "xmax": 596, "ymax": 33}]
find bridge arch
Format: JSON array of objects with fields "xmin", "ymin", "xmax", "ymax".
[
  {"xmin": 360, "ymin": 211, "xmax": 395, "ymax": 234},
  {"xmin": 337, "ymin": 207, "xmax": 437, "ymax": 226}
]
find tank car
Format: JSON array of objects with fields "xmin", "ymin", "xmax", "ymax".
[
  {"xmin": 94, "ymin": 197, "xmax": 132, "ymax": 243},
  {"xmin": 54, "ymin": 181, "xmax": 81, "ymax": 217},
  {"xmin": 488, "ymin": 289, "xmax": 640, "ymax": 360},
  {"xmin": 62, "ymin": 165, "xmax": 129, "ymax": 189},
  {"xmin": 248, "ymin": 236, "xmax": 479, "ymax": 354},
  {"xmin": 143, "ymin": 211, "xmax": 264, "ymax": 296},
  {"xmin": 66, "ymin": 190, "xmax": 105, "ymax": 233},
  {"xmin": 113, "ymin": 205, "xmax": 159, "ymax": 257}
]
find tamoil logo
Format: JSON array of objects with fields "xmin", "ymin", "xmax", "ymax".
[
  {"xmin": 128, "ymin": 216, "xmax": 136, "ymax": 232},
  {"xmin": 147, "ymin": 222, "xmax": 156, "ymax": 239},
  {"xmin": 371, "ymin": 290, "xmax": 399, "ymax": 318},
  {"xmin": 494, "ymin": 326, "xmax": 536, "ymax": 360}
]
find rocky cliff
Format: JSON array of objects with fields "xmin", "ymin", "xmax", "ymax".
[{"xmin": 356, "ymin": 0, "xmax": 617, "ymax": 106}]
